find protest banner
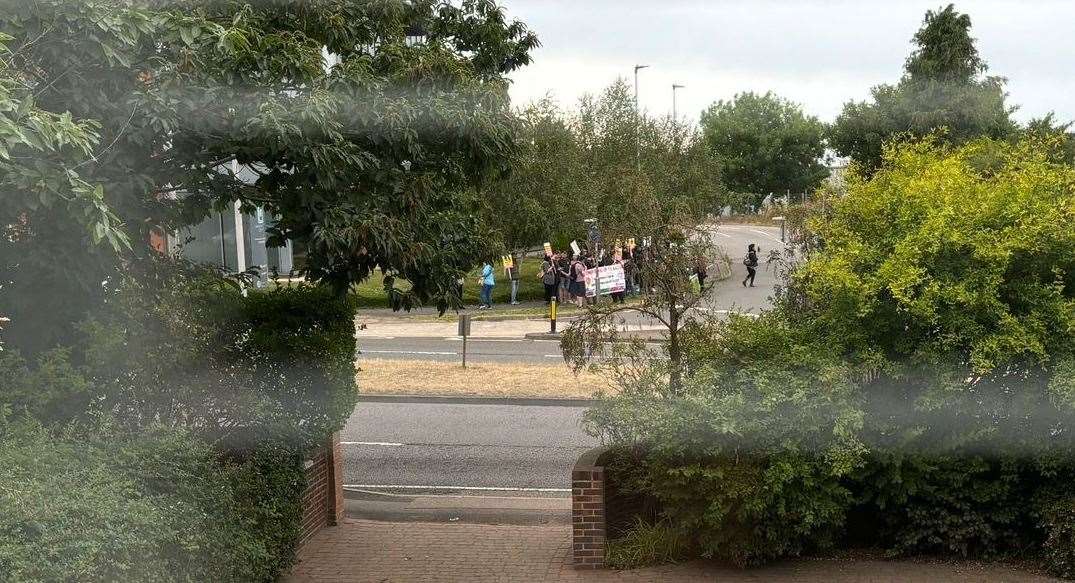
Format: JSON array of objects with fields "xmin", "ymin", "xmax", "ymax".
[{"xmin": 584, "ymin": 264, "xmax": 627, "ymax": 297}]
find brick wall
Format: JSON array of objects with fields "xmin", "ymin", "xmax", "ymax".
[
  {"xmin": 572, "ymin": 447, "xmax": 609, "ymax": 569},
  {"xmin": 298, "ymin": 431, "xmax": 344, "ymax": 548}
]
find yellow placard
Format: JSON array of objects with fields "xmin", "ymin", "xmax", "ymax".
[
  {"xmin": 502, "ymin": 255, "xmax": 514, "ymax": 270},
  {"xmin": 543, "ymin": 242, "xmax": 553, "ymax": 256}
]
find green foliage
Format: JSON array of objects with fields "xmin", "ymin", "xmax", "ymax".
[
  {"xmin": 829, "ymin": 5, "xmax": 1018, "ymax": 171},
  {"xmin": 852, "ymin": 455, "xmax": 1034, "ymax": 557},
  {"xmin": 0, "ymin": 420, "xmax": 305, "ymax": 582},
  {"xmin": 1037, "ymin": 492, "xmax": 1075, "ymax": 579},
  {"xmin": 605, "ymin": 519, "xmax": 690, "ymax": 570},
  {"xmin": 488, "ymin": 81, "xmax": 725, "ymax": 251},
  {"xmin": 0, "ymin": 0, "xmax": 539, "ymax": 354},
  {"xmin": 699, "ymin": 91, "xmax": 829, "ymax": 206},
  {"xmin": 587, "ymin": 136, "xmax": 1075, "ymax": 568}
]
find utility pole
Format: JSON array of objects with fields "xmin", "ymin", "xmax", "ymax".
[
  {"xmin": 634, "ymin": 65, "xmax": 649, "ymax": 174},
  {"xmin": 672, "ymin": 84, "xmax": 685, "ymax": 121}
]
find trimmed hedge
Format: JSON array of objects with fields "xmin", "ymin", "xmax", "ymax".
[
  {"xmin": 0, "ymin": 261, "xmax": 359, "ymax": 581},
  {"xmin": 0, "ymin": 421, "xmax": 305, "ymax": 582}
]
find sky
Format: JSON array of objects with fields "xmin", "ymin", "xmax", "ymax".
[{"xmin": 502, "ymin": 0, "xmax": 1075, "ymax": 125}]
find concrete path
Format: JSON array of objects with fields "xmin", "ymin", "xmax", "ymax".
[{"xmin": 287, "ymin": 520, "xmax": 1059, "ymax": 583}]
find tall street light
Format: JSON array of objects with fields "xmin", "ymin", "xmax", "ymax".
[
  {"xmin": 634, "ymin": 65, "xmax": 649, "ymax": 174},
  {"xmin": 672, "ymin": 84, "xmax": 685, "ymax": 121},
  {"xmin": 633, "ymin": 65, "xmax": 649, "ymax": 113}
]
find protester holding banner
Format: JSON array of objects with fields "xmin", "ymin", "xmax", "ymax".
[{"xmin": 504, "ymin": 255, "xmax": 521, "ymax": 305}]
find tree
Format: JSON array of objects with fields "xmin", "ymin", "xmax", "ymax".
[
  {"xmin": 561, "ymin": 221, "xmax": 724, "ymax": 392},
  {"xmin": 0, "ymin": 0, "xmax": 538, "ymax": 353},
  {"xmin": 488, "ymin": 80, "xmax": 725, "ymax": 252},
  {"xmin": 829, "ymin": 3, "xmax": 1018, "ymax": 171},
  {"xmin": 699, "ymin": 91, "xmax": 829, "ymax": 209}
]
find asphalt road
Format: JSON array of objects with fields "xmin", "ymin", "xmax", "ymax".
[
  {"xmin": 340, "ymin": 400, "xmax": 599, "ymax": 497},
  {"xmin": 360, "ymin": 337, "xmax": 565, "ymax": 364}
]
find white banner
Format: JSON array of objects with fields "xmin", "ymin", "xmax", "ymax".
[{"xmin": 584, "ymin": 264, "xmax": 626, "ymax": 297}]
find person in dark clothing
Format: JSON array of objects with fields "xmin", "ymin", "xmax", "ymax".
[
  {"xmin": 743, "ymin": 244, "xmax": 759, "ymax": 287},
  {"xmin": 539, "ymin": 254, "xmax": 559, "ymax": 304},
  {"xmin": 695, "ymin": 254, "xmax": 709, "ymax": 290}
]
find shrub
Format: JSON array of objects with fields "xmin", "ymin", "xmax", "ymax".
[
  {"xmin": 0, "ymin": 419, "xmax": 305, "ymax": 582},
  {"xmin": 852, "ymin": 455, "xmax": 1035, "ymax": 558},
  {"xmin": 605, "ymin": 519, "xmax": 690, "ymax": 570},
  {"xmin": 1038, "ymin": 494, "xmax": 1075, "ymax": 578},
  {"xmin": 587, "ymin": 137, "xmax": 1075, "ymax": 568}
]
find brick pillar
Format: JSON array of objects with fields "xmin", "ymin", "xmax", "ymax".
[
  {"xmin": 327, "ymin": 431, "xmax": 344, "ymax": 526},
  {"xmin": 572, "ymin": 447, "xmax": 609, "ymax": 569}
]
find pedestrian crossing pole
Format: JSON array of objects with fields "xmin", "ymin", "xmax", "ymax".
[{"xmin": 550, "ymin": 298, "xmax": 558, "ymax": 334}]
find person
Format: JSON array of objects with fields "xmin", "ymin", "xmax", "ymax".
[
  {"xmin": 569, "ymin": 254, "xmax": 587, "ymax": 307},
  {"xmin": 612, "ymin": 255, "xmax": 627, "ymax": 304},
  {"xmin": 743, "ymin": 244, "xmax": 759, "ymax": 288},
  {"xmin": 478, "ymin": 261, "xmax": 495, "ymax": 309},
  {"xmin": 694, "ymin": 254, "xmax": 709, "ymax": 290},
  {"xmin": 539, "ymin": 254, "xmax": 559, "ymax": 304},
  {"xmin": 556, "ymin": 253, "xmax": 571, "ymax": 303},
  {"xmin": 505, "ymin": 255, "xmax": 521, "ymax": 305}
]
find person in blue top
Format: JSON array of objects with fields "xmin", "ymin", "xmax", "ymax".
[{"xmin": 477, "ymin": 262, "xmax": 495, "ymax": 310}]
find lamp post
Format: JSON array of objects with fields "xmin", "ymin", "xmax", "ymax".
[
  {"xmin": 633, "ymin": 65, "xmax": 649, "ymax": 174},
  {"xmin": 672, "ymin": 84, "xmax": 685, "ymax": 121}
]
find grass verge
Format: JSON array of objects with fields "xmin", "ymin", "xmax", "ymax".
[{"xmin": 357, "ymin": 358, "xmax": 611, "ymax": 399}]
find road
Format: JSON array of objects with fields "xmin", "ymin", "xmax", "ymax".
[
  {"xmin": 360, "ymin": 337, "xmax": 565, "ymax": 364},
  {"xmin": 356, "ymin": 224, "xmax": 783, "ymax": 364},
  {"xmin": 340, "ymin": 400, "xmax": 598, "ymax": 496}
]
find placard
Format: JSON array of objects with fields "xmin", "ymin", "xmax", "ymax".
[{"xmin": 584, "ymin": 264, "xmax": 627, "ymax": 297}]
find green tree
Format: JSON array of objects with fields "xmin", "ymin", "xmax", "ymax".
[
  {"xmin": 488, "ymin": 80, "xmax": 724, "ymax": 252},
  {"xmin": 829, "ymin": 3, "xmax": 1018, "ymax": 171},
  {"xmin": 699, "ymin": 91, "xmax": 829, "ymax": 209},
  {"xmin": 0, "ymin": 0, "xmax": 538, "ymax": 354}
]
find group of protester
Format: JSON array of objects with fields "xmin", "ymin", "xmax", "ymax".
[{"xmin": 468, "ymin": 242, "xmax": 760, "ymax": 311}]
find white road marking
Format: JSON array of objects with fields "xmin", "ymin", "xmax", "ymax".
[
  {"xmin": 749, "ymin": 229, "xmax": 782, "ymax": 241},
  {"xmin": 362, "ymin": 350, "xmax": 456, "ymax": 356},
  {"xmin": 341, "ymin": 442, "xmax": 406, "ymax": 447},
  {"xmin": 344, "ymin": 484, "xmax": 572, "ymax": 493},
  {"xmin": 715, "ymin": 232, "xmax": 732, "ymax": 238}
]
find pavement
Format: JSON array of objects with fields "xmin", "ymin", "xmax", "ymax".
[
  {"xmin": 340, "ymin": 400, "xmax": 598, "ymax": 498},
  {"xmin": 287, "ymin": 520, "xmax": 1060, "ymax": 582}
]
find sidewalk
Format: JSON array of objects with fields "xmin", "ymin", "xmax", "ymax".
[
  {"xmin": 357, "ymin": 313, "xmax": 665, "ymax": 339},
  {"xmin": 286, "ymin": 520, "xmax": 1058, "ymax": 583}
]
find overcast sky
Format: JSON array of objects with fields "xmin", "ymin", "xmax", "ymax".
[{"xmin": 503, "ymin": 0, "xmax": 1075, "ymax": 125}]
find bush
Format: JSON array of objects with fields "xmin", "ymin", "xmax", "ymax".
[
  {"xmin": 852, "ymin": 455, "xmax": 1034, "ymax": 558},
  {"xmin": 605, "ymin": 519, "xmax": 690, "ymax": 570},
  {"xmin": 0, "ymin": 420, "xmax": 305, "ymax": 582},
  {"xmin": 0, "ymin": 261, "xmax": 358, "ymax": 581},
  {"xmin": 640, "ymin": 454, "xmax": 851, "ymax": 567},
  {"xmin": 1038, "ymin": 494, "xmax": 1075, "ymax": 579},
  {"xmin": 586, "ymin": 137, "xmax": 1075, "ymax": 569}
]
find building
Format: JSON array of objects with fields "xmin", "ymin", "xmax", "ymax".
[{"xmin": 166, "ymin": 164, "xmax": 294, "ymax": 288}]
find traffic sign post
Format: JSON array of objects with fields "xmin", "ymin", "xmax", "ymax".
[{"xmin": 458, "ymin": 314, "xmax": 472, "ymax": 369}]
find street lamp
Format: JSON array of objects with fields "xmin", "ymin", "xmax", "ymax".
[
  {"xmin": 672, "ymin": 84, "xmax": 685, "ymax": 121},
  {"xmin": 633, "ymin": 65, "xmax": 649, "ymax": 113}
]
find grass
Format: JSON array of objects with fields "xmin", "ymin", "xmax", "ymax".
[
  {"xmin": 352, "ymin": 256, "xmax": 549, "ymax": 309},
  {"xmin": 606, "ymin": 519, "xmax": 691, "ymax": 570},
  {"xmin": 357, "ymin": 358, "xmax": 612, "ymax": 399}
]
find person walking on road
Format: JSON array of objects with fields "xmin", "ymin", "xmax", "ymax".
[
  {"xmin": 743, "ymin": 244, "xmax": 759, "ymax": 288},
  {"xmin": 694, "ymin": 254, "xmax": 709, "ymax": 290},
  {"xmin": 506, "ymin": 255, "xmax": 521, "ymax": 305},
  {"xmin": 539, "ymin": 254, "xmax": 559, "ymax": 304},
  {"xmin": 478, "ymin": 262, "xmax": 495, "ymax": 310}
]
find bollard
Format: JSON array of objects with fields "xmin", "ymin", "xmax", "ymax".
[{"xmin": 550, "ymin": 298, "xmax": 558, "ymax": 334}]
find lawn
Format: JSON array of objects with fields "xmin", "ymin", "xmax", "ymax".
[
  {"xmin": 351, "ymin": 256, "xmax": 550, "ymax": 308},
  {"xmin": 357, "ymin": 358, "xmax": 611, "ymax": 399}
]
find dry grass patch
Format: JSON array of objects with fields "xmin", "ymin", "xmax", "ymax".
[{"xmin": 357, "ymin": 358, "xmax": 612, "ymax": 399}]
